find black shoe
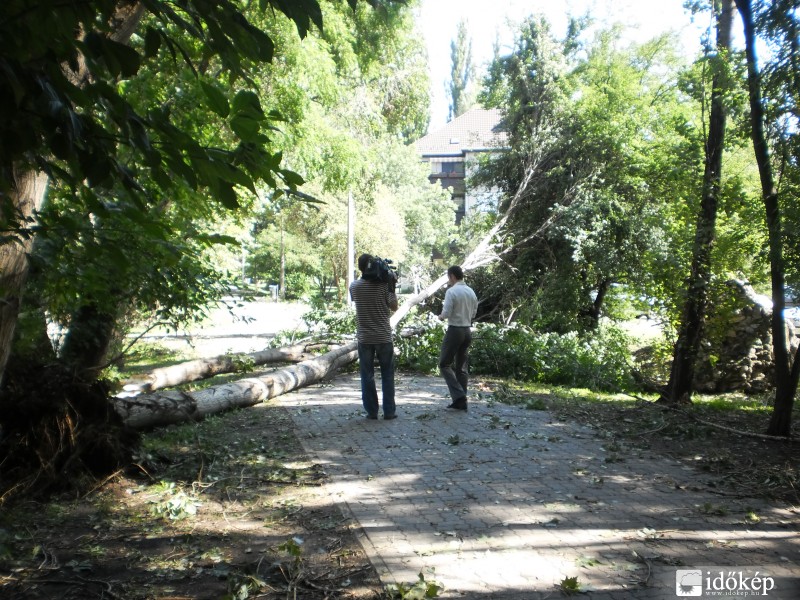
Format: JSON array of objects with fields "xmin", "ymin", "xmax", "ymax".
[
  {"xmin": 447, "ymin": 398, "xmax": 468, "ymax": 410},
  {"xmin": 384, "ymin": 414, "xmax": 397, "ymax": 420},
  {"xmin": 366, "ymin": 414, "xmax": 378, "ymax": 420}
]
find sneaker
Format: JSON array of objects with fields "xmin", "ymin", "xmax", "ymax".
[
  {"xmin": 365, "ymin": 414, "xmax": 378, "ymax": 420},
  {"xmin": 384, "ymin": 414, "xmax": 398, "ymax": 420}
]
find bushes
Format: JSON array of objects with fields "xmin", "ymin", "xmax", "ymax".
[
  {"xmin": 470, "ymin": 323, "xmax": 634, "ymax": 391},
  {"xmin": 395, "ymin": 314, "xmax": 444, "ymax": 373},
  {"xmin": 299, "ymin": 307, "xmax": 636, "ymax": 392},
  {"xmin": 397, "ymin": 319, "xmax": 634, "ymax": 392}
]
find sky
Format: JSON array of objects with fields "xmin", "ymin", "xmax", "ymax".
[{"xmin": 417, "ymin": 0, "xmax": 710, "ymax": 129}]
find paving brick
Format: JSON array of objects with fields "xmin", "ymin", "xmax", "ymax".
[{"xmin": 279, "ymin": 374, "xmax": 800, "ymax": 598}]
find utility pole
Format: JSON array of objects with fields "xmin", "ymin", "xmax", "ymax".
[
  {"xmin": 279, "ymin": 211, "xmax": 285, "ymax": 301},
  {"xmin": 347, "ymin": 190, "xmax": 355, "ymax": 304}
]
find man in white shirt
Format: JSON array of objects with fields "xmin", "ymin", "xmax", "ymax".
[{"xmin": 438, "ymin": 265, "xmax": 478, "ymax": 410}]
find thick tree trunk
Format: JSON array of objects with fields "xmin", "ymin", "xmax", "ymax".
[
  {"xmin": 735, "ymin": 0, "xmax": 796, "ymax": 436},
  {"xmin": 122, "ymin": 344, "xmax": 315, "ymax": 394},
  {"xmin": 113, "ymin": 342, "xmax": 358, "ymax": 429},
  {"xmin": 60, "ymin": 304, "xmax": 118, "ymax": 376},
  {"xmin": 0, "ymin": 168, "xmax": 49, "ymax": 386},
  {"xmin": 1, "ymin": 2, "xmax": 146, "ymax": 386},
  {"xmin": 661, "ymin": 0, "xmax": 733, "ymax": 405}
]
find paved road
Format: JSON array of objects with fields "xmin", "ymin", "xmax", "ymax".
[
  {"xmin": 279, "ymin": 373, "xmax": 800, "ymax": 599},
  {"xmin": 133, "ymin": 300, "xmax": 310, "ymax": 357}
]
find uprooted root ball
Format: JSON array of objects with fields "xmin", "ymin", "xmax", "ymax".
[{"xmin": 0, "ymin": 359, "xmax": 139, "ymax": 504}]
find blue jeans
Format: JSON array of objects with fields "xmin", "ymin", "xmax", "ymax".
[{"xmin": 357, "ymin": 342, "xmax": 395, "ymax": 417}]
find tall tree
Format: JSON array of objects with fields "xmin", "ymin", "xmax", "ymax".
[
  {"xmin": 662, "ymin": 0, "xmax": 735, "ymax": 404},
  {"xmin": 734, "ymin": 0, "xmax": 799, "ymax": 436},
  {"xmin": 478, "ymin": 17, "xmax": 691, "ymax": 332},
  {"xmin": 448, "ymin": 19, "xmax": 476, "ymax": 120},
  {"xmin": 0, "ymin": 0, "xmax": 403, "ymax": 384}
]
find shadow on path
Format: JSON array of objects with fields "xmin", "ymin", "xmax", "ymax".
[{"xmin": 279, "ymin": 373, "xmax": 800, "ymax": 599}]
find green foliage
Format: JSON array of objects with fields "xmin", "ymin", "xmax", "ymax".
[
  {"xmin": 396, "ymin": 312, "xmax": 634, "ymax": 392},
  {"xmin": 448, "ymin": 19, "xmax": 477, "ymax": 119},
  {"xmin": 559, "ymin": 575, "xmax": 581, "ymax": 594},
  {"xmin": 475, "ymin": 14, "xmax": 770, "ymax": 335},
  {"xmin": 2, "ymin": 0, "xmax": 426, "ymax": 378},
  {"xmin": 395, "ymin": 313, "xmax": 445, "ymax": 372},
  {"xmin": 385, "ymin": 570, "xmax": 443, "ymax": 599},
  {"xmin": 301, "ymin": 305, "xmax": 356, "ymax": 337},
  {"xmin": 468, "ymin": 323, "xmax": 634, "ymax": 392},
  {"xmin": 149, "ymin": 482, "xmax": 201, "ymax": 520}
]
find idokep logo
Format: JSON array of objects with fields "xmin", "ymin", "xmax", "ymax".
[
  {"xmin": 676, "ymin": 570, "xmax": 703, "ymax": 596},
  {"xmin": 675, "ymin": 568, "xmax": 778, "ymax": 597}
]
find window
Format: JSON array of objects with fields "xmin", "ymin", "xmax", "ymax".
[
  {"xmin": 431, "ymin": 161, "xmax": 465, "ymax": 175},
  {"xmin": 452, "ymin": 194, "xmax": 465, "ymax": 225}
]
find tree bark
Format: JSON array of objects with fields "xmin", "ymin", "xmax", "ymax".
[
  {"xmin": 734, "ymin": 0, "xmax": 796, "ymax": 436},
  {"xmin": 661, "ymin": 0, "xmax": 733, "ymax": 405},
  {"xmin": 121, "ymin": 345, "xmax": 315, "ymax": 394},
  {"xmin": 0, "ymin": 168, "xmax": 49, "ymax": 386},
  {"xmin": 0, "ymin": 2, "xmax": 146, "ymax": 385},
  {"xmin": 60, "ymin": 304, "xmax": 118, "ymax": 377},
  {"xmin": 113, "ymin": 342, "xmax": 358, "ymax": 429}
]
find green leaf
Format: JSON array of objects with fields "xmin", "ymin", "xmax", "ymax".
[
  {"xmin": 279, "ymin": 169, "xmax": 305, "ymax": 188},
  {"xmin": 195, "ymin": 233, "xmax": 239, "ymax": 246},
  {"xmin": 230, "ymin": 114, "xmax": 261, "ymax": 141},
  {"xmin": 271, "ymin": 0, "xmax": 323, "ymax": 38},
  {"xmin": 231, "ymin": 90, "xmax": 264, "ymax": 118},
  {"xmin": 215, "ymin": 180, "xmax": 240, "ymax": 209},
  {"xmin": 105, "ymin": 38, "xmax": 141, "ymax": 78},
  {"xmin": 201, "ymin": 82, "xmax": 230, "ymax": 118}
]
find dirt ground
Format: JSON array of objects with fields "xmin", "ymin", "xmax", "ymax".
[{"xmin": 0, "ymin": 398, "xmax": 385, "ymax": 600}]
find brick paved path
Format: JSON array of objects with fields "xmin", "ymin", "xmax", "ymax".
[{"xmin": 278, "ymin": 373, "xmax": 799, "ymax": 599}]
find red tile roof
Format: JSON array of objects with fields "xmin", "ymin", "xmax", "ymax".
[{"xmin": 415, "ymin": 108, "xmax": 508, "ymax": 156}]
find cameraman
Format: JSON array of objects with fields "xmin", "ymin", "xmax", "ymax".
[{"xmin": 349, "ymin": 254, "xmax": 399, "ymax": 420}]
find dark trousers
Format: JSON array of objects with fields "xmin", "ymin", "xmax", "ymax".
[{"xmin": 439, "ymin": 326, "xmax": 472, "ymax": 401}]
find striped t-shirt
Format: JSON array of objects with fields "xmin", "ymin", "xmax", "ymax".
[{"xmin": 349, "ymin": 278, "xmax": 397, "ymax": 344}]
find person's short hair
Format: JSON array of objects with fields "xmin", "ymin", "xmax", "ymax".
[
  {"xmin": 358, "ymin": 254, "xmax": 372, "ymax": 272},
  {"xmin": 447, "ymin": 265, "xmax": 464, "ymax": 280}
]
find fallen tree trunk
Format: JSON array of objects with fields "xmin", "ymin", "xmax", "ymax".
[
  {"xmin": 113, "ymin": 342, "xmax": 358, "ymax": 429},
  {"xmin": 121, "ymin": 345, "xmax": 316, "ymax": 394}
]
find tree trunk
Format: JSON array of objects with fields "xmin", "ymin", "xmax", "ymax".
[
  {"xmin": 121, "ymin": 344, "xmax": 315, "ymax": 394},
  {"xmin": 59, "ymin": 304, "xmax": 118, "ymax": 377},
  {"xmin": 734, "ymin": 0, "xmax": 796, "ymax": 436},
  {"xmin": 0, "ymin": 3, "xmax": 146, "ymax": 386},
  {"xmin": 113, "ymin": 342, "xmax": 358, "ymax": 429},
  {"xmin": 0, "ymin": 168, "xmax": 49, "ymax": 386},
  {"xmin": 581, "ymin": 278, "xmax": 610, "ymax": 329},
  {"xmin": 661, "ymin": 0, "xmax": 733, "ymax": 405}
]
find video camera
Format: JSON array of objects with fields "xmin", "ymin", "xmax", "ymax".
[{"xmin": 362, "ymin": 256, "xmax": 398, "ymax": 285}]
